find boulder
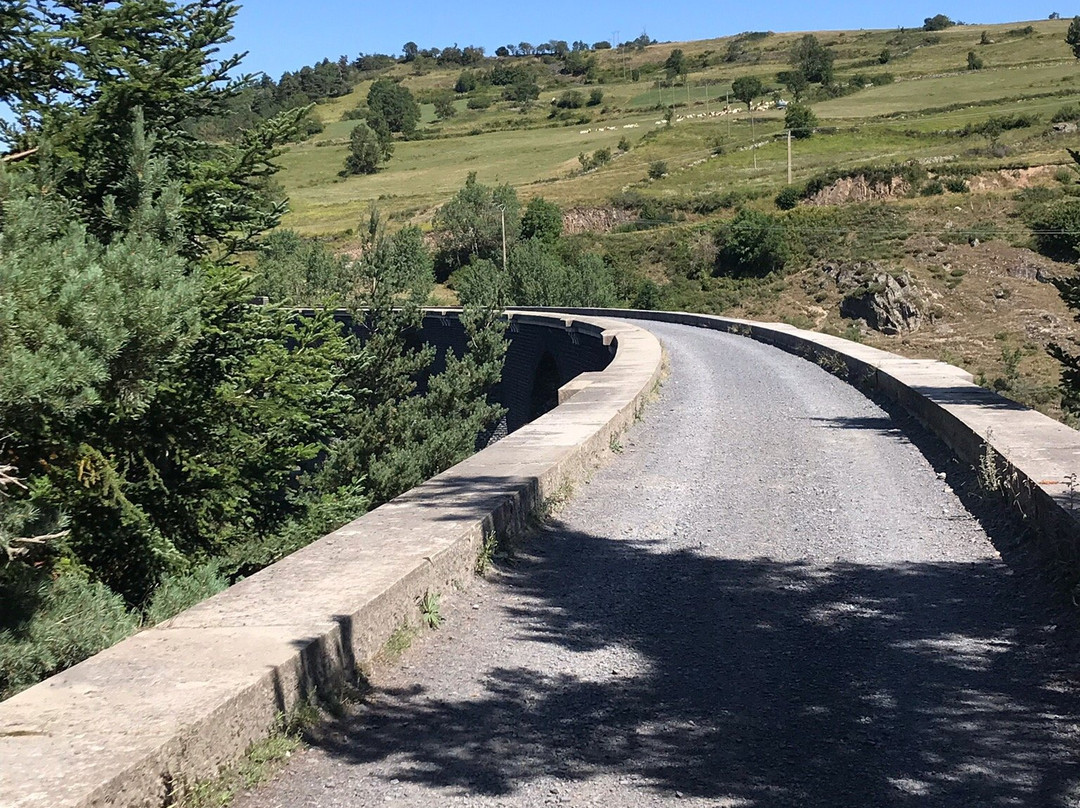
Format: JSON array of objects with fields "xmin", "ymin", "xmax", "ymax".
[{"xmin": 823, "ymin": 261, "xmax": 925, "ymax": 335}]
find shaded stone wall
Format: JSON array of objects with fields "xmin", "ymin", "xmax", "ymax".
[
  {"xmin": 418, "ymin": 310, "xmax": 616, "ymax": 437},
  {"xmin": 319, "ymin": 308, "xmax": 616, "ymax": 440}
]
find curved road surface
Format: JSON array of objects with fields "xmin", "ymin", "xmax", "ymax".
[{"xmin": 236, "ymin": 321, "xmax": 1080, "ymax": 808}]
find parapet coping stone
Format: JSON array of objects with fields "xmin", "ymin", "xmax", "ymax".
[
  {"xmin": 0, "ymin": 310, "xmax": 663, "ymax": 808},
  {"xmin": 525, "ymin": 307, "xmax": 1080, "ymax": 562}
]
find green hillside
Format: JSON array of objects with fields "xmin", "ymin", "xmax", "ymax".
[
  {"xmin": 278, "ymin": 18, "xmax": 1078, "ymax": 233},
  {"xmin": 275, "ymin": 18, "xmax": 1080, "ymax": 423}
]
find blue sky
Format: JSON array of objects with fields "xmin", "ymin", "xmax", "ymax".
[{"xmin": 229, "ymin": 1, "xmax": 1051, "ymax": 79}]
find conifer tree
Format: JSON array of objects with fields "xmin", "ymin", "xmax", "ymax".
[
  {"xmin": 0, "ymin": 1, "xmax": 508, "ymax": 695},
  {"xmin": 2, "ymin": 1, "xmax": 305, "ymax": 258}
]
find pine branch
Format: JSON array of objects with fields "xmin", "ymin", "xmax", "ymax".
[{"xmin": 2, "ymin": 146, "xmax": 38, "ymax": 162}]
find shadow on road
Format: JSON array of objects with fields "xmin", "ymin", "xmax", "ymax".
[{"xmin": 307, "ymin": 520, "xmax": 1080, "ymax": 807}]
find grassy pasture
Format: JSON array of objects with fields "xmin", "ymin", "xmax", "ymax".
[
  {"xmin": 278, "ymin": 111, "xmax": 661, "ymax": 232},
  {"xmin": 816, "ymin": 63, "xmax": 1077, "ymax": 118},
  {"xmin": 277, "ymin": 18, "xmax": 1080, "ymax": 233}
]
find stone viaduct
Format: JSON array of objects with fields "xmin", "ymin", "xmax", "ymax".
[{"xmin": 2, "ymin": 308, "xmax": 1079, "ymax": 807}]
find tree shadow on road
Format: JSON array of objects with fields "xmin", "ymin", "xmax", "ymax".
[{"xmin": 308, "ymin": 518, "xmax": 1080, "ymax": 807}]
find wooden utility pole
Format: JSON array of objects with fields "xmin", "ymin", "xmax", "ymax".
[
  {"xmin": 787, "ymin": 129, "xmax": 792, "ymax": 184},
  {"xmin": 751, "ymin": 109, "xmax": 757, "ymax": 171}
]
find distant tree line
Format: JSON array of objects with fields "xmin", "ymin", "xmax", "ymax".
[{"xmin": 399, "ymin": 36, "xmax": 644, "ymax": 66}]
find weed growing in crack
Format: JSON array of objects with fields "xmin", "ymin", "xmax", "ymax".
[
  {"xmin": 975, "ymin": 430, "xmax": 1031, "ymax": 518},
  {"xmin": 419, "ymin": 590, "xmax": 443, "ymax": 629},
  {"xmin": 383, "ymin": 622, "xmax": 417, "ymax": 661},
  {"xmin": 476, "ymin": 531, "xmax": 498, "ymax": 576},
  {"xmin": 177, "ymin": 699, "xmax": 320, "ymax": 807},
  {"xmin": 978, "ymin": 430, "xmax": 1002, "ymax": 494},
  {"xmin": 1065, "ymin": 473, "xmax": 1078, "ymax": 511},
  {"xmin": 530, "ymin": 482, "xmax": 574, "ymax": 527},
  {"xmin": 815, "ymin": 350, "xmax": 848, "ymax": 379}
]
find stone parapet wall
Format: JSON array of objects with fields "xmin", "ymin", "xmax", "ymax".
[{"xmin": 0, "ymin": 311, "xmax": 662, "ymax": 808}]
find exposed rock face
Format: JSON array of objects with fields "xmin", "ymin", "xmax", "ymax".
[
  {"xmin": 966, "ymin": 165, "xmax": 1059, "ymax": 192},
  {"xmin": 562, "ymin": 207, "xmax": 637, "ymax": 235},
  {"xmin": 804, "ymin": 175, "xmax": 910, "ymax": 206},
  {"xmin": 1006, "ymin": 263, "xmax": 1054, "ymax": 283},
  {"xmin": 824, "ymin": 261, "xmax": 925, "ymax": 335}
]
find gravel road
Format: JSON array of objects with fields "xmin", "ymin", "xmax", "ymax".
[{"xmin": 234, "ymin": 321, "xmax": 1080, "ymax": 808}]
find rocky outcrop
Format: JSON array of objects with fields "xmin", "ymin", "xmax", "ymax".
[
  {"xmin": 562, "ymin": 207, "xmax": 637, "ymax": 235},
  {"xmin": 1006, "ymin": 263, "xmax": 1054, "ymax": 283},
  {"xmin": 804, "ymin": 175, "xmax": 910, "ymax": 206},
  {"xmin": 824, "ymin": 261, "xmax": 925, "ymax": 335}
]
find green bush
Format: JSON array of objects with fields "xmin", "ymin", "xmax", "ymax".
[
  {"xmin": 784, "ymin": 104, "xmax": 818, "ymax": 139},
  {"xmin": 455, "ymin": 242, "xmax": 619, "ymax": 308},
  {"xmin": 959, "ymin": 113, "xmax": 1039, "ymax": 137},
  {"xmin": 775, "ymin": 185, "xmax": 802, "ymax": 210},
  {"xmin": 299, "ymin": 116, "xmax": 324, "ymax": 138},
  {"xmin": 433, "ymin": 94, "xmax": 457, "ymax": 120},
  {"xmin": 254, "ymin": 229, "xmax": 355, "ymax": 303},
  {"xmin": 648, "ymin": 161, "xmax": 668, "ymax": 179},
  {"xmin": 924, "ymin": 14, "xmax": 955, "ymax": 31},
  {"xmin": 520, "ymin": 197, "xmax": 564, "ymax": 243},
  {"xmin": 454, "ymin": 71, "xmax": 479, "ymax": 93},
  {"xmin": 632, "ymin": 278, "xmax": 663, "ymax": 309},
  {"xmin": 944, "ymin": 177, "xmax": 970, "ymax": 193},
  {"xmin": 144, "ymin": 562, "xmax": 228, "ymax": 625},
  {"xmin": 556, "ymin": 90, "xmax": 585, "ymax": 109},
  {"xmin": 219, "ymin": 487, "xmax": 372, "ymax": 579},
  {"xmin": 580, "ymin": 147, "xmax": 612, "ymax": 171},
  {"xmin": 1052, "ymin": 103, "xmax": 1080, "ymax": 123},
  {"xmin": 1015, "ymin": 186, "xmax": 1062, "ymax": 204},
  {"xmin": 785, "ymin": 204, "xmax": 909, "ymax": 263},
  {"xmin": 0, "ymin": 569, "xmax": 139, "ymax": 699},
  {"xmin": 344, "ymin": 121, "xmax": 389, "ymax": 175},
  {"xmin": 1028, "ymin": 201, "xmax": 1080, "ymax": 260},
  {"xmin": 920, "ymin": 179, "xmax": 945, "ymax": 196},
  {"xmin": 715, "ymin": 209, "xmax": 788, "ymax": 276}
]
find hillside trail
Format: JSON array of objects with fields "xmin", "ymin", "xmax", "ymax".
[{"xmin": 234, "ymin": 321, "xmax": 1080, "ymax": 808}]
